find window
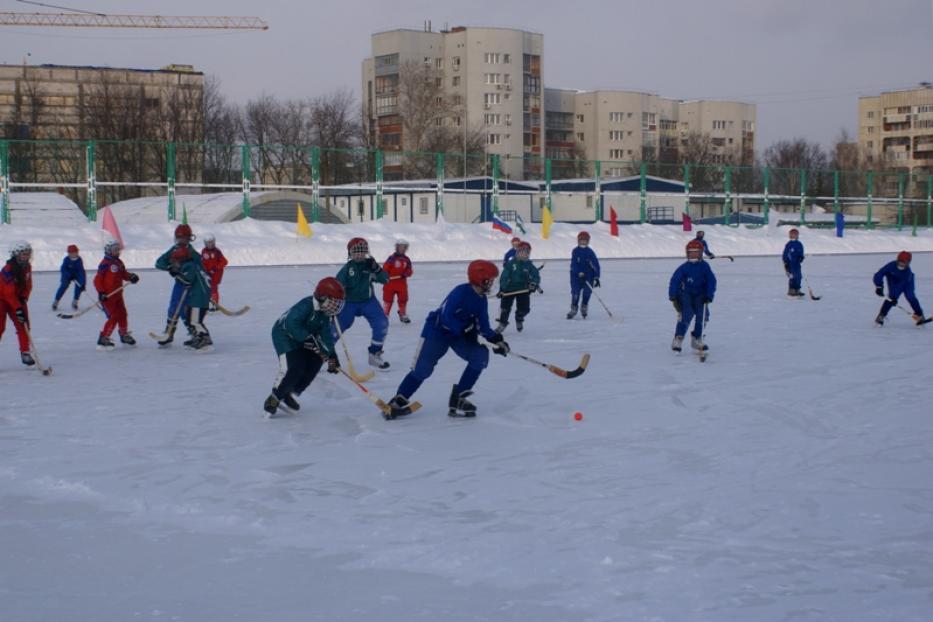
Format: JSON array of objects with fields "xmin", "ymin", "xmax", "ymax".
[
  {"xmin": 484, "ymin": 113, "xmax": 501, "ymax": 125},
  {"xmin": 452, "ymin": 76, "xmax": 460, "ymax": 87},
  {"xmin": 503, "ymin": 53, "xmax": 511, "ymax": 64},
  {"xmin": 452, "ymin": 56, "xmax": 460, "ymax": 70},
  {"xmin": 576, "ymin": 114, "xmax": 584, "ymax": 122},
  {"xmin": 919, "ymin": 105, "xmax": 933, "ymax": 113},
  {"xmin": 375, "ymin": 53, "xmax": 399, "ymax": 68},
  {"xmin": 381, "ymin": 133, "xmax": 401, "ymax": 147},
  {"xmin": 376, "ymin": 95, "xmax": 398, "ymax": 115},
  {"xmin": 609, "ymin": 149, "xmax": 624, "ymax": 159},
  {"xmin": 867, "ymin": 126, "xmax": 875, "ymax": 134},
  {"xmin": 485, "ymin": 73, "xmax": 501, "ymax": 84},
  {"xmin": 867, "ymin": 141, "xmax": 873, "ymax": 149},
  {"xmin": 505, "ymin": 113, "xmax": 511, "ymax": 125},
  {"xmin": 485, "ymin": 52, "xmax": 500, "ymax": 64},
  {"xmin": 419, "ymin": 196, "xmax": 429, "ymax": 215},
  {"xmin": 484, "ymin": 92, "xmax": 501, "ymax": 106},
  {"xmin": 487, "ymin": 133, "xmax": 501, "ymax": 145},
  {"xmin": 609, "ymin": 112, "xmax": 623, "ymax": 123},
  {"xmin": 577, "ymin": 132, "xmax": 584, "ymax": 141},
  {"xmin": 435, "ymin": 57, "xmax": 443, "ymax": 69},
  {"xmin": 608, "ymin": 167, "xmax": 624, "ymax": 176},
  {"xmin": 712, "ymin": 120, "xmax": 727, "ymax": 130},
  {"xmin": 400, "ymin": 197, "xmax": 408, "ymax": 206},
  {"xmin": 609, "ymin": 130, "xmax": 623, "ymax": 141},
  {"xmin": 742, "ymin": 120, "xmax": 754, "ymax": 131},
  {"xmin": 867, "ymin": 111, "xmax": 875, "ymax": 119}
]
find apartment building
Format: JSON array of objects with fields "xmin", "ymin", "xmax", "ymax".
[
  {"xmin": 362, "ymin": 25, "xmax": 544, "ymax": 180},
  {"xmin": 546, "ymin": 88, "xmax": 756, "ymax": 175},
  {"xmin": 858, "ymin": 84, "xmax": 933, "ymax": 194}
]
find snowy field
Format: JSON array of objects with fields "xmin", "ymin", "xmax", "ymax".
[{"xmin": 2, "ymin": 252, "xmax": 932, "ymax": 621}]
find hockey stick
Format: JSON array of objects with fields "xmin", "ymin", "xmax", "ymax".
[
  {"xmin": 215, "ymin": 302, "xmax": 250, "ymax": 317},
  {"xmin": 711, "ymin": 255, "xmax": 734, "ymax": 262},
  {"xmin": 149, "ymin": 288, "xmax": 189, "ymax": 343},
  {"xmin": 336, "ymin": 366, "xmax": 422, "ymax": 419},
  {"xmin": 584, "ymin": 281, "xmax": 618, "ymax": 320},
  {"xmin": 22, "ymin": 323, "xmax": 52, "ymax": 376},
  {"xmin": 804, "ymin": 276, "xmax": 821, "ymax": 301},
  {"xmin": 333, "ymin": 319, "xmax": 375, "ymax": 383},
  {"xmin": 895, "ymin": 303, "xmax": 933, "ymax": 325},
  {"xmin": 56, "ymin": 283, "xmax": 131, "ymax": 319},
  {"xmin": 697, "ymin": 303, "xmax": 710, "ymax": 362},
  {"xmin": 506, "ymin": 349, "xmax": 590, "ymax": 379}
]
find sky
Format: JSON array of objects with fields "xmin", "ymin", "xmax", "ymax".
[{"xmin": 1, "ymin": 0, "xmax": 931, "ymax": 152}]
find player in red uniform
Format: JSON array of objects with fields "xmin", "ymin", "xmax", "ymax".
[
  {"xmin": 201, "ymin": 233, "xmax": 228, "ymax": 310},
  {"xmin": 382, "ymin": 239, "xmax": 413, "ymax": 323},
  {"xmin": 93, "ymin": 239, "xmax": 140, "ymax": 349},
  {"xmin": 0, "ymin": 241, "xmax": 35, "ymax": 366}
]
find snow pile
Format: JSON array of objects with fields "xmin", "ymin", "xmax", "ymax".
[{"xmin": 6, "ymin": 192, "xmax": 88, "ymax": 227}]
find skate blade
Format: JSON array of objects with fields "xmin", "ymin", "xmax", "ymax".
[{"xmin": 96, "ymin": 345, "xmax": 116, "ymax": 352}]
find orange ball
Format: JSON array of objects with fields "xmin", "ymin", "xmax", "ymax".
[{"xmin": 574, "ymin": 412, "xmax": 583, "ymax": 421}]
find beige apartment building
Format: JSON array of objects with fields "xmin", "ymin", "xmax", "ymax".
[
  {"xmin": 858, "ymin": 84, "xmax": 933, "ymax": 194},
  {"xmin": 546, "ymin": 88, "xmax": 756, "ymax": 176},
  {"xmin": 362, "ymin": 25, "xmax": 544, "ymax": 180}
]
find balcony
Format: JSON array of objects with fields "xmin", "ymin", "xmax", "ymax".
[{"xmin": 884, "ymin": 113, "xmax": 909, "ymax": 124}]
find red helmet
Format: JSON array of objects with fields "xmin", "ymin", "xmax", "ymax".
[
  {"xmin": 467, "ymin": 259, "xmax": 499, "ymax": 295},
  {"xmin": 789, "ymin": 228, "xmax": 799, "ymax": 237},
  {"xmin": 897, "ymin": 250, "xmax": 912, "ymax": 264},
  {"xmin": 347, "ymin": 237, "xmax": 369, "ymax": 258},
  {"xmin": 67, "ymin": 244, "xmax": 79, "ymax": 254},
  {"xmin": 686, "ymin": 239, "xmax": 704, "ymax": 260},
  {"xmin": 174, "ymin": 224, "xmax": 193, "ymax": 241},
  {"xmin": 577, "ymin": 231, "xmax": 590, "ymax": 242},
  {"xmin": 517, "ymin": 241, "xmax": 532, "ymax": 258},
  {"xmin": 314, "ymin": 276, "xmax": 346, "ymax": 316},
  {"xmin": 170, "ymin": 245, "xmax": 191, "ymax": 264},
  {"xmin": 511, "ymin": 236, "xmax": 521, "ymax": 245}
]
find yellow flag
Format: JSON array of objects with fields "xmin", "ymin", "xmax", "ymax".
[
  {"xmin": 541, "ymin": 205, "xmax": 553, "ymax": 240},
  {"xmin": 296, "ymin": 203, "xmax": 313, "ymax": 238}
]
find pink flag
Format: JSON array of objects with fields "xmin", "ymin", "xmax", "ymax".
[
  {"xmin": 609, "ymin": 206, "xmax": 619, "ymax": 237},
  {"xmin": 101, "ymin": 206, "xmax": 124, "ymax": 248},
  {"xmin": 682, "ymin": 212, "xmax": 693, "ymax": 232}
]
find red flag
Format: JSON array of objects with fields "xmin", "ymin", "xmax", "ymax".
[
  {"xmin": 609, "ymin": 206, "xmax": 619, "ymax": 237},
  {"xmin": 682, "ymin": 212, "xmax": 693, "ymax": 232},
  {"xmin": 100, "ymin": 206, "xmax": 124, "ymax": 248}
]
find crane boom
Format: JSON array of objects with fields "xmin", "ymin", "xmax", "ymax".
[{"xmin": 0, "ymin": 12, "xmax": 268, "ymax": 30}]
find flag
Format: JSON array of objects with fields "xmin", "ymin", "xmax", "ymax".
[
  {"xmin": 100, "ymin": 206, "xmax": 124, "ymax": 248},
  {"xmin": 610, "ymin": 206, "xmax": 619, "ymax": 237},
  {"xmin": 491, "ymin": 215, "xmax": 513, "ymax": 234},
  {"xmin": 296, "ymin": 203, "xmax": 313, "ymax": 238},
  {"xmin": 835, "ymin": 211, "xmax": 845, "ymax": 238},
  {"xmin": 682, "ymin": 212, "xmax": 693, "ymax": 232},
  {"xmin": 541, "ymin": 205, "xmax": 553, "ymax": 239},
  {"xmin": 514, "ymin": 212, "xmax": 527, "ymax": 235},
  {"xmin": 182, "ymin": 204, "xmax": 188, "ymax": 225}
]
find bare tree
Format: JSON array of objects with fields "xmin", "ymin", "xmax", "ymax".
[
  {"xmin": 309, "ymin": 88, "xmax": 360, "ymax": 185},
  {"xmin": 761, "ymin": 138, "xmax": 830, "ymax": 196},
  {"xmin": 202, "ymin": 76, "xmax": 241, "ymax": 185}
]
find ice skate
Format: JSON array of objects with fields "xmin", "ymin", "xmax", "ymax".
[
  {"xmin": 566, "ymin": 305, "xmax": 578, "ymax": 319},
  {"xmin": 96, "ymin": 334, "xmax": 115, "ymax": 351},
  {"xmin": 387, "ymin": 394, "xmax": 414, "ymax": 420},
  {"xmin": 516, "ymin": 319, "xmax": 524, "ymax": 332},
  {"xmin": 581, "ymin": 304, "xmax": 588, "ymax": 319},
  {"xmin": 263, "ymin": 393, "xmax": 280, "ymax": 418},
  {"xmin": 119, "ymin": 332, "xmax": 136, "ymax": 346},
  {"xmin": 874, "ymin": 313, "xmax": 885, "ymax": 327},
  {"xmin": 448, "ymin": 385, "xmax": 477, "ymax": 418},
  {"xmin": 368, "ymin": 350, "xmax": 390, "ymax": 370},
  {"xmin": 21, "ymin": 351, "xmax": 36, "ymax": 366},
  {"xmin": 691, "ymin": 336, "xmax": 708, "ymax": 351},
  {"xmin": 399, "ymin": 313, "xmax": 411, "ymax": 324},
  {"xmin": 671, "ymin": 335, "xmax": 684, "ymax": 352}
]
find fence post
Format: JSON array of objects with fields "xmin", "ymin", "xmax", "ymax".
[
  {"xmin": 0, "ymin": 140, "xmax": 9, "ymax": 224},
  {"xmin": 166, "ymin": 142, "xmax": 176, "ymax": 222},
  {"xmin": 833, "ymin": 170, "xmax": 840, "ymax": 214},
  {"xmin": 723, "ymin": 165, "xmax": 732, "ymax": 225},
  {"xmin": 594, "ymin": 159, "xmax": 602, "ymax": 222},
  {"xmin": 927, "ymin": 174, "xmax": 932, "ymax": 227},
  {"xmin": 897, "ymin": 172, "xmax": 905, "ymax": 231},
  {"xmin": 491, "ymin": 154, "xmax": 500, "ymax": 215},
  {"xmin": 240, "ymin": 145, "xmax": 251, "ymax": 219},
  {"xmin": 683, "ymin": 163, "xmax": 691, "ymax": 221},
  {"xmin": 435, "ymin": 152, "xmax": 444, "ymax": 219},
  {"xmin": 867, "ymin": 171, "xmax": 874, "ymax": 229},
  {"xmin": 375, "ymin": 149, "xmax": 384, "ymax": 219},
  {"xmin": 798, "ymin": 168, "xmax": 806, "ymax": 226},
  {"xmin": 639, "ymin": 161, "xmax": 647, "ymax": 224},
  {"xmin": 86, "ymin": 141, "xmax": 97, "ymax": 222},
  {"xmin": 545, "ymin": 158, "xmax": 552, "ymax": 219},
  {"xmin": 310, "ymin": 146, "xmax": 320, "ymax": 223},
  {"xmin": 762, "ymin": 166, "xmax": 770, "ymax": 224}
]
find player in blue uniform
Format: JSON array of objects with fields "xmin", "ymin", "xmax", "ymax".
[
  {"xmin": 503, "ymin": 236, "xmax": 521, "ymax": 267},
  {"xmin": 782, "ymin": 228, "xmax": 805, "ymax": 297},
  {"xmin": 52, "ymin": 244, "xmax": 86, "ymax": 311},
  {"xmin": 388, "ymin": 260, "xmax": 510, "ymax": 419},
  {"xmin": 669, "ymin": 240, "xmax": 717, "ymax": 352},
  {"xmin": 873, "ymin": 251, "xmax": 926, "ymax": 326},
  {"xmin": 567, "ymin": 231, "xmax": 600, "ymax": 319}
]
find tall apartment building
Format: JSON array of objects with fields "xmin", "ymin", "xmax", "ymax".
[
  {"xmin": 546, "ymin": 88, "xmax": 756, "ymax": 176},
  {"xmin": 362, "ymin": 25, "xmax": 544, "ymax": 180},
  {"xmin": 858, "ymin": 84, "xmax": 933, "ymax": 193}
]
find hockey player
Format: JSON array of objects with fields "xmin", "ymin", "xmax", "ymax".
[
  {"xmin": 167, "ymin": 245, "xmax": 213, "ymax": 350},
  {"xmin": 567, "ymin": 231, "xmax": 601, "ymax": 319},
  {"xmin": 154, "ymin": 224, "xmax": 202, "ymax": 344},
  {"xmin": 52, "ymin": 244, "xmax": 86, "ymax": 311},
  {"xmin": 382, "ymin": 239, "xmax": 413, "ymax": 323},
  {"xmin": 0, "ymin": 241, "xmax": 36, "ymax": 366},
  {"xmin": 264, "ymin": 277, "xmax": 344, "ymax": 417},
  {"xmin": 93, "ymin": 239, "xmax": 139, "ymax": 349},
  {"xmin": 335, "ymin": 237, "xmax": 390, "ymax": 369},
  {"xmin": 388, "ymin": 260, "xmax": 510, "ymax": 419},
  {"xmin": 873, "ymin": 251, "xmax": 926, "ymax": 326},
  {"xmin": 782, "ymin": 228, "xmax": 805, "ymax": 297},
  {"xmin": 694, "ymin": 230, "xmax": 716, "ymax": 259},
  {"xmin": 496, "ymin": 241, "xmax": 541, "ymax": 333},
  {"xmin": 668, "ymin": 240, "xmax": 717, "ymax": 352},
  {"xmin": 503, "ymin": 236, "xmax": 521, "ymax": 267},
  {"xmin": 201, "ymin": 233, "xmax": 228, "ymax": 310}
]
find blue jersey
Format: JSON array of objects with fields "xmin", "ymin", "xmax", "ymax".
[
  {"xmin": 874, "ymin": 261, "xmax": 916, "ymax": 297},
  {"xmin": 59, "ymin": 255, "xmax": 86, "ymax": 287},
  {"xmin": 422, "ymin": 283, "xmax": 497, "ymax": 342},
  {"xmin": 696, "ymin": 238, "xmax": 714, "ymax": 258},
  {"xmin": 503, "ymin": 248, "xmax": 516, "ymax": 267},
  {"xmin": 570, "ymin": 246, "xmax": 600, "ymax": 281},
  {"xmin": 782, "ymin": 240, "xmax": 804, "ymax": 265},
  {"xmin": 669, "ymin": 261, "xmax": 717, "ymax": 300}
]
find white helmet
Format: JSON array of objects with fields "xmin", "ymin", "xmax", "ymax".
[
  {"xmin": 203, "ymin": 232, "xmax": 216, "ymax": 243},
  {"xmin": 104, "ymin": 238, "xmax": 121, "ymax": 255},
  {"xmin": 10, "ymin": 240, "xmax": 31, "ymax": 257},
  {"xmin": 395, "ymin": 238, "xmax": 409, "ymax": 249}
]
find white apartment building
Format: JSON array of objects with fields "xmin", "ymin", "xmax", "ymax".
[{"xmin": 362, "ymin": 25, "xmax": 543, "ymax": 180}]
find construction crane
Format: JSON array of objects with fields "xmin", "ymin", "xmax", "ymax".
[{"xmin": 0, "ymin": 12, "xmax": 268, "ymax": 30}]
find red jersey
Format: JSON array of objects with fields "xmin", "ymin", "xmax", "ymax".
[
  {"xmin": 94, "ymin": 255, "xmax": 131, "ymax": 299},
  {"xmin": 0, "ymin": 259, "xmax": 32, "ymax": 308},
  {"xmin": 382, "ymin": 253, "xmax": 413, "ymax": 280},
  {"xmin": 202, "ymin": 247, "xmax": 229, "ymax": 284}
]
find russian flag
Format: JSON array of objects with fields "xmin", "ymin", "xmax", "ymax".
[{"xmin": 491, "ymin": 216, "xmax": 513, "ymax": 234}]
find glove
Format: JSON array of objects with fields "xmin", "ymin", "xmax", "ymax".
[
  {"xmin": 99, "ymin": 292, "xmax": 107, "ymax": 302},
  {"xmin": 709, "ymin": 254, "xmax": 716, "ymax": 259},
  {"xmin": 327, "ymin": 355, "xmax": 340, "ymax": 374},
  {"xmin": 303, "ymin": 339, "xmax": 323, "ymax": 356},
  {"xmin": 799, "ymin": 256, "xmax": 805, "ymax": 263},
  {"xmin": 367, "ymin": 257, "xmax": 381, "ymax": 272},
  {"xmin": 14, "ymin": 307, "xmax": 27, "ymax": 324},
  {"xmin": 495, "ymin": 291, "xmax": 504, "ymax": 299},
  {"xmin": 536, "ymin": 286, "xmax": 544, "ymax": 294},
  {"xmin": 529, "ymin": 283, "xmax": 539, "ymax": 294},
  {"xmin": 487, "ymin": 333, "xmax": 509, "ymax": 356},
  {"xmin": 129, "ymin": 273, "xmax": 139, "ymax": 284},
  {"xmin": 592, "ymin": 277, "xmax": 600, "ymax": 288},
  {"xmin": 670, "ymin": 298, "xmax": 682, "ymax": 313},
  {"xmin": 168, "ymin": 267, "xmax": 180, "ymax": 277},
  {"xmin": 173, "ymin": 274, "xmax": 191, "ymax": 286},
  {"xmin": 783, "ymin": 262, "xmax": 790, "ymax": 273},
  {"xmin": 703, "ymin": 297, "xmax": 713, "ymax": 304},
  {"xmin": 875, "ymin": 286, "xmax": 884, "ymax": 297}
]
